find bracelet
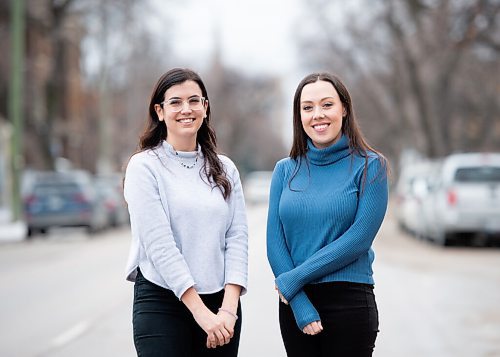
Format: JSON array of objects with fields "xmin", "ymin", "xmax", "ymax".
[{"xmin": 218, "ymin": 308, "xmax": 238, "ymax": 320}]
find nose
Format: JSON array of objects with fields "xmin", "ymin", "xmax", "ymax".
[
  {"xmin": 312, "ymin": 105, "xmax": 322, "ymax": 119},
  {"xmin": 180, "ymin": 100, "xmax": 192, "ymax": 113}
]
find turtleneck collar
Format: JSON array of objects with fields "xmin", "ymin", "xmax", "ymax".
[
  {"xmin": 161, "ymin": 140, "xmax": 203, "ymax": 159},
  {"xmin": 306, "ymin": 134, "xmax": 351, "ymax": 166}
]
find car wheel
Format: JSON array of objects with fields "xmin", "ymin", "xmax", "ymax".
[
  {"xmin": 433, "ymin": 229, "xmax": 449, "ymax": 246},
  {"xmin": 85, "ymin": 224, "xmax": 96, "ymax": 235},
  {"xmin": 441, "ymin": 232, "xmax": 456, "ymax": 246}
]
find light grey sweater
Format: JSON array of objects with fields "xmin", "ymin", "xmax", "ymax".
[{"xmin": 124, "ymin": 141, "xmax": 248, "ymax": 299}]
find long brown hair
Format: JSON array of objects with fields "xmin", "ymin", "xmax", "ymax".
[
  {"xmin": 138, "ymin": 68, "xmax": 232, "ymax": 199},
  {"xmin": 290, "ymin": 72, "xmax": 388, "ymax": 187}
]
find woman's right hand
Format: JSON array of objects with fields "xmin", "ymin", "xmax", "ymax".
[
  {"xmin": 181, "ymin": 287, "xmax": 231, "ymax": 348},
  {"xmin": 275, "ymin": 285, "xmax": 289, "ymax": 305},
  {"xmin": 193, "ymin": 308, "xmax": 231, "ymax": 348},
  {"xmin": 192, "ymin": 307, "xmax": 232, "ymax": 348},
  {"xmin": 302, "ymin": 320, "xmax": 323, "ymax": 335}
]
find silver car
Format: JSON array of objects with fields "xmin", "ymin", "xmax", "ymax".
[{"xmin": 423, "ymin": 153, "xmax": 500, "ymax": 246}]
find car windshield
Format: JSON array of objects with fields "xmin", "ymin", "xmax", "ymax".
[{"xmin": 454, "ymin": 167, "xmax": 500, "ymax": 183}]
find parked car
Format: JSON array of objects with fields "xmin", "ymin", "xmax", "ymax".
[
  {"xmin": 94, "ymin": 174, "xmax": 129, "ymax": 228},
  {"xmin": 422, "ymin": 153, "xmax": 500, "ymax": 246},
  {"xmin": 23, "ymin": 170, "xmax": 108, "ymax": 236},
  {"xmin": 395, "ymin": 160, "xmax": 441, "ymax": 236},
  {"xmin": 243, "ymin": 171, "xmax": 273, "ymax": 205}
]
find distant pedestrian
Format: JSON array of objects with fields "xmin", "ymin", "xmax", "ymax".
[
  {"xmin": 124, "ymin": 68, "xmax": 248, "ymax": 357},
  {"xmin": 267, "ymin": 72, "xmax": 389, "ymax": 356}
]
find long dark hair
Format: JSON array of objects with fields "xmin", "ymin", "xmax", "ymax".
[
  {"xmin": 138, "ymin": 68, "xmax": 232, "ymax": 199},
  {"xmin": 290, "ymin": 72, "xmax": 388, "ymax": 187}
]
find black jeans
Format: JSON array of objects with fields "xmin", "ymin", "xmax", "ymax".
[
  {"xmin": 133, "ymin": 270, "xmax": 242, "ymax": 357},
  {"xmin": 279, "ymin": 282, "xmax": 379, "ymax": 357}
]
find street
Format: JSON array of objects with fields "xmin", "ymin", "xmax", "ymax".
[{"xmin": 1, "ymin": 202, "xmax": 500, "ymax": 357}]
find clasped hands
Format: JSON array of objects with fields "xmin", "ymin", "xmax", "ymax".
[
  {"xmin": 275, "ymin": 285, "xmax": 324, "ymax": 336},
  {"xmin": 194, "ymin": 306, "xmax": 238, "ymax": 349}
]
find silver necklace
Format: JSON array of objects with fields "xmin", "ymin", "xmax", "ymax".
[{"xmin": 174, "ymin": 150, "xmax": 199, "ymax": 169}]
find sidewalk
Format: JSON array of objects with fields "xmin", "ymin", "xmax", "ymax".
[{"xmin": 0, "ymin": 208, "xmax": 26, "ymax": 242}]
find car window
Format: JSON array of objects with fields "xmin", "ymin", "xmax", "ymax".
[
  {"xmin": 454, "ymin": 167, "xmax": 500, "ymax": 183},
  {"xmin": 33, "ymin": 183, "xmax": 81, "ymax": 195}
]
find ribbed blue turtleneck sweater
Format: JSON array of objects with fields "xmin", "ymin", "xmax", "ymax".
[{"xmin": 266, "ymin": 135, "xmax": 388, "ymax": 329}]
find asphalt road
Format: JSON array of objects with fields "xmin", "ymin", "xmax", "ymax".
[{"xmin": 1, "ymin": 202, "xmax": 499, "ymax": 357}]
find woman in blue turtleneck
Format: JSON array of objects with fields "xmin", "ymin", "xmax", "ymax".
[{"xmin": 267, "ymin": 72, "xmax": 389, "ymax": 357}]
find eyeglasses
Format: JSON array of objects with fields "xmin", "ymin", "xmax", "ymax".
[{"xmin": 160, "ymin": 96, "xmax": 206, "ymax": 112}]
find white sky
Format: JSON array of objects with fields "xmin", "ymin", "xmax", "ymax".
[
  {"xmin": 151, "ymin": 0, "xmax": 307, "ymax": 146},
  {"xmin": 155, "ymin": 0, "xmax": 303, "ymax": 77}
]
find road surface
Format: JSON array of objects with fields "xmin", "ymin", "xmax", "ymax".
[{"xmin": 1, "ymin": 202, "xmax": 499, "ymax": 356}]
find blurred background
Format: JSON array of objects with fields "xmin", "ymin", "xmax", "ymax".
[{"xmin": 0, "ymin": 0, "xmax": 499, "ymax": 356}]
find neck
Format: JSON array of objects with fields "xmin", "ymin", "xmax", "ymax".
[{"xmin": 167, "ymin": 136, "xmax": 197, "ymax": 152}]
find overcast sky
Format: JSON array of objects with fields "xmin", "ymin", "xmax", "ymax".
[
  {"xmin": 155, "ymin": 0, "xmax": 303, "ymax": 77},
  {"xmin": 150, "ymin": 0, "xmax": 309, "ymax": 145}
]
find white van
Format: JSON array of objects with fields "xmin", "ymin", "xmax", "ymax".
[{"xmin": 423, "ymin": 153, "xmax": 500, "ymax": 246}]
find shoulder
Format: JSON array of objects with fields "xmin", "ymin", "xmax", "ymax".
[
  {"xmin": 217, "ymin": 154, "xmax": 241, "ymax": 179},
  {"xmin": 354, "ymin": 151, "xmax": 388, "ymax": 182},
  {"xmin": 366, "ymin": 151, "xmax": 388, "ymax": 172},
  {"xmin": 272, "ymin": 157, "xmax": 298, "ymax": 181},
  {"xmin": 218, "ymin": 154, "xmax": 236, "ymax": 169},
  {"xmin": 351, "ymin": 150, "xmax": 386, "ymax": 167},
  {"xmin": 123, "ymin": 150, "xmax": 162, "ymax": 196},
  {"xmin": 348, "ymin": 149, "xmax": 388, "ymax": 181},
  {"xmin": 126, "ymin": 149, "xmax": 162, "ymax": 174},
  {"xmin": 274, "ymin": 157, "xmax": 296, "ymax": 171}
]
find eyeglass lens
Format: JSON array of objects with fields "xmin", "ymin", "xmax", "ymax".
[{"xmin": 164, "ymin": 97, "xmax": 204, "ymax": 112}]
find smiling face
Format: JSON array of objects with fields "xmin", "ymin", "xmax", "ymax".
[
  {"xmin": 300, "ymin": 80, "xmax": 345, "ymax": 149},
  {"xmin": 154, "ymin": 80, "xmax": 208, "ymax": 151}
]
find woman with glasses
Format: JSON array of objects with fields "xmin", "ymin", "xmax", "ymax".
[
  {"xmin": 124, "ymin": 68, "xmax": 248, "ymax": 357},
  {"xmin": 267, "ymin": 72, "xmax": 389, "ymax": 356}
]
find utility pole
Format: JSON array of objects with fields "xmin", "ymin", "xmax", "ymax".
[
  {"xmin": 97, "ymin": 0, "xmax": 112, "ymax": 175},
  {"xmin": 9, "ymin": 0, "xmax": 25, "ymax": 221}
]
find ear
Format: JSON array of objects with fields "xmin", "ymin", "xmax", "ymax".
[
  {"xmin": 154, "ymin": 104, "xmax": 164, "ymax": 122},
  {"xmin": 203, "ymin": 99, "xmax": 209, "ymax": 119},
  {"xmin": 342, "ymin": 108, "xmax": 347, "ymax": 117}
]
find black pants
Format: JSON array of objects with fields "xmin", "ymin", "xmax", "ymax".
[
  {"xmin": 279, "ymin": 282, "xmax": 379, "ymax": 357},
  {"xmin": 133, "ymin": 270, "xmax": 242, "ymax": 357}
]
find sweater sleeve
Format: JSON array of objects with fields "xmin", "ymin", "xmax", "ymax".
[
  {"xmin": 275, "ymin": 157, "xmax": 388, "ymax": 302},
  {"xmin": 266, "ymin": 160, "xmax": 321, "ymax": 330},
  {"xmin": 124, "ymin": 154, "xmax": 195, "ymax": 299},
  {"xmin": 223, "ymin": 161, "xmax": 249, "ymax": 295}
]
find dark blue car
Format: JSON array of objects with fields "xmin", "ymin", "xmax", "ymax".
[{"xmin": 23, "ymin": 171, "xmax": 108, "ymax": 236}]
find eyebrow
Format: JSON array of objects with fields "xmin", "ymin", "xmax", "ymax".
[
  {"xmin": 301, "ymin": 96, "xmax": 336, "ymax": 103},
  {"xmin": 166, "ymin": 95, "xmax": 202, "ymax": 100}
]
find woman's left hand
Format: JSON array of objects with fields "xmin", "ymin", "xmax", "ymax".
[
  {"xmin": 302, "ymin": 320, "xmax": 323, "ymax": 335},
  {"xmin": 217, "ymin": 310, "xmax": 237, "ymax": 338},
  {"xmin": 275, "ymin": 285, "xmax": 289, "ymax": 305},
  {"xmin": 205, "ymin": 309, "xmax": 237, "ymax": 347}
]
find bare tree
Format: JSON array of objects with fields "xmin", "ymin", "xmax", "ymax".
[
  {"xmin": 296, "ymin": 0, "xmax": 500, "ymax": 162},
  {"xmin": 0, "ymin": 0, "xmax": 171, "ymax": 172},
  {"xmin": 79, "ymin": 0, "xmax": 172, "ymax": 172},
  {"xmin": 205, "ymin": 60, "xmax": 287, "ymax": 174}
]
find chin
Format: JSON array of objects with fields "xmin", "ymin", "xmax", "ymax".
[{"xmin": 313, "ymin": 136, "xmax": 339, "ymax": 148}]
